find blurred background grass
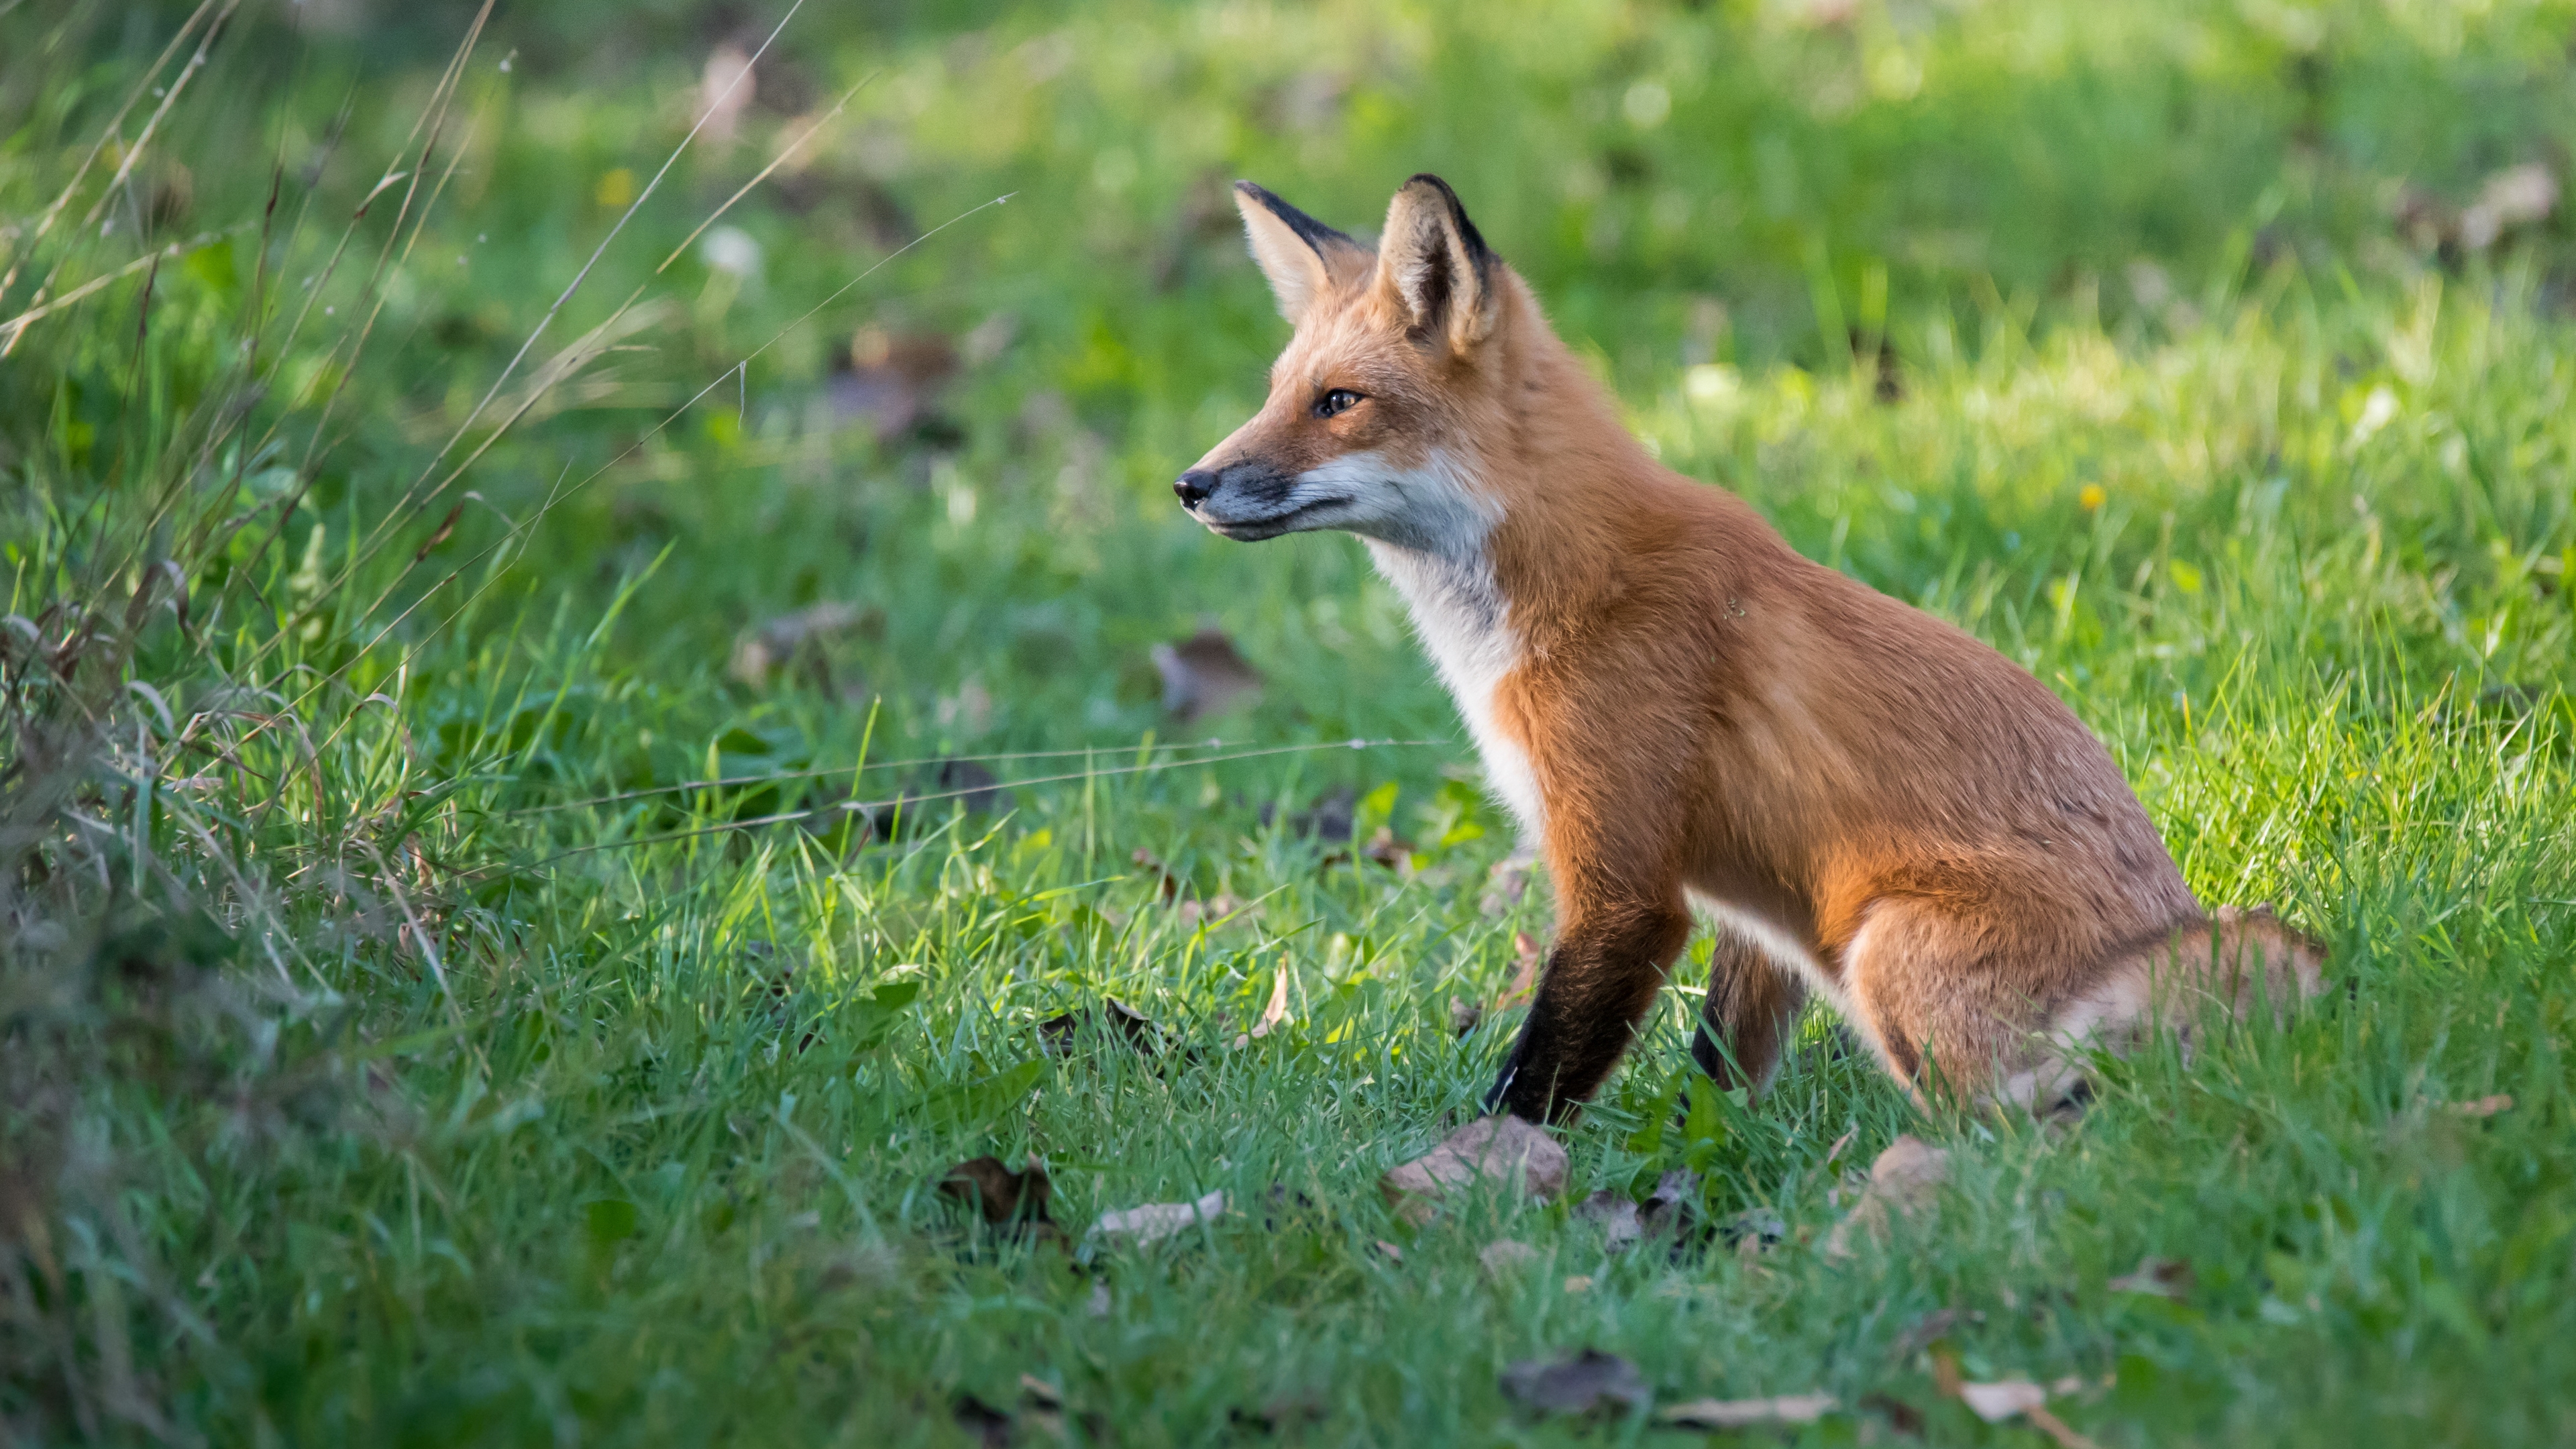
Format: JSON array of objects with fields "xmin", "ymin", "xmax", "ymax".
[{"xmin": 4, "ymin": 1, "xmax": 2575, "ymax": 1444}]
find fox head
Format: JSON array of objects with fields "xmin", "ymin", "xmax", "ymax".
[{"xmin": 1177, "ymin": 174, "xmax": 1535, "ymax": 554}]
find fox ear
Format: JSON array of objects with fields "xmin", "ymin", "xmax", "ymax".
[
  {"xmin": 1375, "ymin": 174, "xmax": 1497, "ymax": 354},
  {"xmin": 1233, "ymin": 182, "xmax": 1368, "ymax": 325}
]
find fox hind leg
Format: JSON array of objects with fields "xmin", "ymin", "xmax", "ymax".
[{"xmin": 1690, "ymin": 928, "xmax": 1809, "ymax": 1095}]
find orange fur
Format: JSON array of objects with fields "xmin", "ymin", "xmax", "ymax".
[{"xmin": 1180, "ymin": 176, "xmax": 2327, "ymax": 1122}]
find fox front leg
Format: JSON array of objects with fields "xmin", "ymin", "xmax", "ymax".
[{"xmin": 1484, "ymin": 892, "xmax": 1693, "ymax": 1123}]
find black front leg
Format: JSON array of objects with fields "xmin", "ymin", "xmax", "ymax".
[{"xmin": 1483, "ymin": 898, "xmax": 1692, "ymax": 1122}]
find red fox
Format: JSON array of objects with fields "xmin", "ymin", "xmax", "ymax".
[{"xmin": 1179, "ymin": 175, "xmax": 2324, "ymax": 1124}]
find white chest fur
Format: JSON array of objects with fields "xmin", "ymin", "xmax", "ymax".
[
  {"xmin": 1364, "ymin": 538, "xmax": 1544, "ymax": 837},
  {"xmin": 1286, "ymin": 447, "xmax": 1544, "ymax": 836}
]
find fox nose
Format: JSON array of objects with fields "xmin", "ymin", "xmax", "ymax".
[{"xmin": 1173, "ymin": 469, "xmax": 1218, "ymax": 507}]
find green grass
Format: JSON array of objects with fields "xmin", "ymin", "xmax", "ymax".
[{"xmin": 4, "ymin": 1, "xmax": 2575, "ymax": 1444}]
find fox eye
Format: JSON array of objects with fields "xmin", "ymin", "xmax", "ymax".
[{"xmin": 1314, "ymin": 388, "xmax": 1364, "ymax": 419}]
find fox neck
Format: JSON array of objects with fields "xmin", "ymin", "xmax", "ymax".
[
  {"xmin": 1363, "ymin": 290, "xmax": 1674, "ymax": 836},
  {"xmin": 1366, "ymin": 521, "xmax": 1544, "ymax": 837}
]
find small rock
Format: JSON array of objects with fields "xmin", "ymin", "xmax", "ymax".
[
  {"xmin": 1824, "ymin": 1134, "xmax": 1949, "ymax": 1258},
  {"xmin": 1381, "ymin": 1116, "xmax": 1569, "ymax": 1225}
]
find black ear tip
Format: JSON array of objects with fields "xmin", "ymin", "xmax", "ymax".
[
  {"xmin": 1399, "ymin": 173, "xmax": 1490, "ymax": 261},
  {"xmin": 1234, "ymin": 179, "xmax": 1267, "ymax": 199}
]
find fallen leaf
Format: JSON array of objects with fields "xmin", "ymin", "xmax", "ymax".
[
  {"xmin": 1499, "ymin": 1348, "xmax": 1650, "ymax": 1417},
  {"xmin": 1562, "ymin": 1274, "xmax": 1595, "ymax": 1293},
  {"xmin": 1093, "ymin": 1189, "xmax": 1228, "ymax": 1246},
  {"xmin": 729, "ymin": 601, "xmax": 867, "ymax": 692},
  {"xmin": 1238, "ymin": 967, "xmax": 1291, "ymax": 1047},
  {"xmin": 828, "ymin": 327, "xmax": 961, "ymax": 441},
  {"xmin": 1480, "ymin": 1239, "xmax": 1541, "ymax": 1277},
  {"xmin": 1656, "ymin": 1394, "xmax": 1838, "ymax": 1430},
  {"xmin": 1574, "ymin": 1191, "xmax": 1644, "ymax": 1252},
  {"xmin": 938, "ymin": 1155, "xmax": 1058, "ymax": 1238},
  {"xmin": 1151, "ymin": 626, "xmax": 1262, "ymax": 723},
  {"xmin": 1824, "ymin": 1134, "xmax": 1949, "ymax": 1258},
  {"xmin": 1038, "ymin": 1000, "xmax": 1166, "ymax": 1056},
  {"xmin": 2107, "ymin": 1256, "xmax": 2194, "ymax": 1299},
  {"xmin": 1359, "ymin": 826, "xmax": 1416, "ymax": 869},
  {"xmin": 1448, "ymin": 996, "xmax": 1486, "ymax": 1036},
  {"xmin": 1953, "ymin": 1379, "xmax": 2104, "ymax": 1449},
  {"xmin": 1373, "ymin": 1239, "xmax": 1405, "ymax": 1263},
  {"xmin": 1382, "ymin": 1116, "xmax": 1570, "ymax": 1225},
  {"xmin": 1126, "ymin": 847, "xmax": 1187, "ymax": 906},
  {"xmin": 1958, "ymin": 1381, "xmax": 2047, "ymax": 1421},
  {"xmin": 2460, "ymin": 162, "xmax": 2558, "ymax": 251},
  {"xmin": 2447, "ymin": 1093, "xmax": 2514, "ymax": 1118}
]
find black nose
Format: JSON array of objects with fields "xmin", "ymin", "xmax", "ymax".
[{"xmin": 1174, "ymin": 469, "xmax": 1217, "ymax": 507}]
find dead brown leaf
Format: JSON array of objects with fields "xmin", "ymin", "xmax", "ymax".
[
  {"xmin": 1655, "ymin": 1394, "xmax": 1837, "ymax": 1430},
  {"xmin": 1955, "ymin": 1380, "xmax": 2103, "ymax": 1449},
  {"xmin": 1232, "ymin": 967, "xmax": 1291, "ymax": 1048},
  {"xmin": 2461, "ymin": 163, "xmax": 2559, "ymax": 250},
  {"xmin": 2446, "ymin": 1093, "xmax": 2514, "ymax": 1118},
  {"xmin": 1642, "ymin": 1169, "xmax": 1703, "ymax": 1237},
  {"xmin": 1574, "ymin": 1190, "xmax": 1644, "ymax": 1252},
  {"xmin": 938, "ymin": 1155, "xmax": 1057, "ymax": 1239},
  {"xmin": 1151, "ymin": 626, "xmax": 1263, "ymax": 722},
  {"xmin": 1499, "ymin": 1348, "xmax": 1649, "ymax": 1417},
  {"xmin": 1129, "ymin": 847, "xmax": 1183, "ymax": 904},
  {"xmin": 729, "ymin": 601, "xmax": 870, "ymax": 693},
  {"xmin": 828, "ymin": 327, "xmax": 961, "ymax": 441},
  {"xmin": 1382, "ymin": 1116, "xmax": 1569, "ymax": 1226},
  {"xmin": 2107, "ymin": 1256, "xmax": 2194, "ymax": 1299},
  {"xmin": 1359, "ymin": 826, "xmax": 1416, "ymax": 870}
]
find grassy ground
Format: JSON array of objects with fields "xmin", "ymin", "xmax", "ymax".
[{"xmin": 5, "ymin": 1, "xmax": 2575, "ymax": 1444}]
